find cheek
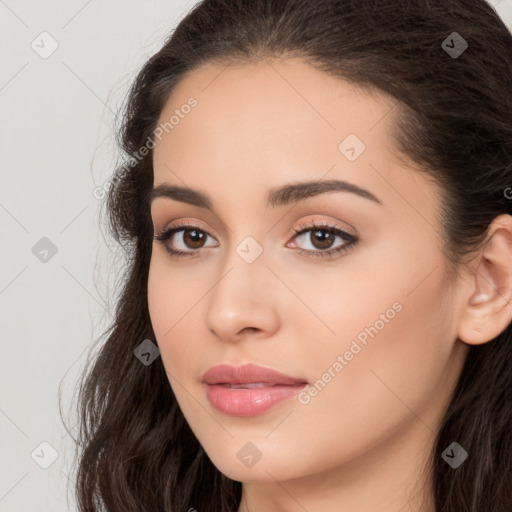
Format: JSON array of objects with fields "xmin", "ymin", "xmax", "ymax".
[
  {"xmin": 147, "ymin": 255, "xmax": 200, "ymax": 373},
  {"xmin": 303, "ymin": 230, "xmax": 454, "ymax": 421},
  {"xmin": 148, "ymin": 248, "xmax": 207, "ymax": 329},
  {"xmin": 309, "ymin": 267, "xmax": 453, "ymax": 433},
  {"xmin": 283, "ymin": 276, "xmax": 453, "ymax": 476}
]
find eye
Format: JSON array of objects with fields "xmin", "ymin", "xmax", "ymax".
[
  {"xmin": 154, "ymin": 221, "xmax": 218, "ymax": 258},
  {"xmin": 288, "ymin": 221, "xmax": 358, "ymax": 259},
  {"xmin": 154, "ymin": 220, "xmax": 358, "ymax": 259}
]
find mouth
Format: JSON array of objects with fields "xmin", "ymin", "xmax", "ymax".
[
  {"xmin": 217, "ymin": 382, "xmax": 293, "ymax": 388},
  {"xmin": 202, "ymin": 363, "xmax": 308, "ymax": 416}
]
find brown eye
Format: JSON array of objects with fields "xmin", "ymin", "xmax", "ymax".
[
  {"xmin": 154, "ymin": 221, "xmax": 358, "ymax": 260},
  {"xmin": 181, "ymin": 228, "xmax": 207, "ymax": 249},
  {"xmin": 290, "ymin": 222, "xmax": 358, "ymax": 259},
  {"xmin": 154, "ymin": 225, "xmax": 218, "ymax": 257},
  {"xmin": 308, "ymin": 229, "xmax": 336, "ymax": 250}
]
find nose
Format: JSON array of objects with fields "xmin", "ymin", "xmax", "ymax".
[{"xmin": 204, "ymin": 244, "xmax": 280, "ymax": 343}]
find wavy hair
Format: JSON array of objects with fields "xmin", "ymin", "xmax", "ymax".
[{"xmin": 69, "ymin": 0, "xmax": 512, "ymax": 510}]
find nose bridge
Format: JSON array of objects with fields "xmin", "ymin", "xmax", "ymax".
[
  {"xmin": 204, "ymin": 230, "xmax": 280, "ymax": 340},
  {"xmin": 212, "ymin": 231, "xmax": 268, "ymax": 306},
  {"xmin": 217, "ymin": 210, "xmax": 269, "ymax": 276}
]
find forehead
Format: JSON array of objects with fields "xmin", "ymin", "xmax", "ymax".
[
  {"xmin": 151, "ymin": 57, "xmax": 434, "ymax": 216},
  {"xmin": 156, "ymin": 58, "xmax": 395, "ymax": 148},
  {"xmin": 158, "ymin": 58, "xmax": 393, "ymax": 141}
]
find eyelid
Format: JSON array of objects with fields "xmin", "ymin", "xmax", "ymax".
[
  {"xmin": 158, "ymin": 219, "xmax": 218, "ymax": 238},
  {"xmin": 155, "ymin": 218, "xmax": 355, "ymax": 242},
  {"xmin": 287, "ymin": 217, "xmax": 357, "ymax": 240}
]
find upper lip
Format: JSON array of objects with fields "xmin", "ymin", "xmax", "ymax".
[{"xmin": 202, "ymin": 363, "xmax": 308, "ymax": 386}]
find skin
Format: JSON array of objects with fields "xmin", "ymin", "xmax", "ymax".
[{"xmin": 147, "ymin": 57, "xmax": 512, "ymax": 512}]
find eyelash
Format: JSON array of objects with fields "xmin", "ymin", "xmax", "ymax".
[{"xmin": 154, "ymin": 220, "xmax": 359, "ymax": 260}]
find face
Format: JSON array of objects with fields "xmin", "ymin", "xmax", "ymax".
[{"xmin": 148, "ymin": 58, "xmax": 469, "ymax": 486}]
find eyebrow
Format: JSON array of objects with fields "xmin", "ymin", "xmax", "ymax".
[{"xmin": 149, "ymin": 178, "xmax": 382, "ymax": 209}]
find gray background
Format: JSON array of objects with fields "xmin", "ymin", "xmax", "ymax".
[{"xmin": 1, "ymin": 1, "xmax": 511, "ymax": 510}]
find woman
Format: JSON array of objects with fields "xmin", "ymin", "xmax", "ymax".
[{"xmin": 72, "ymin": 0, "xmax": 512, "ymax": 510}]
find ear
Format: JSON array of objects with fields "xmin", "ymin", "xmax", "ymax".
[{"xmin": 457, "ymin": 214, "xmax": 512, "ymax": 345}]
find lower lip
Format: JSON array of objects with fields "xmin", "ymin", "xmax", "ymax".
[{"xmin": 204, "ymin": 383, "xmax": 307, "ymax": 416}]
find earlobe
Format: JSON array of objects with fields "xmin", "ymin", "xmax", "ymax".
[{"xmin": 457, "ymin": 214, "xmax": 512, "ymax": 346}]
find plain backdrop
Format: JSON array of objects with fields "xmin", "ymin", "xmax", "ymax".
[{"xmin": 1, "ymin": 1, "xmax": 511, "ymax": 510}]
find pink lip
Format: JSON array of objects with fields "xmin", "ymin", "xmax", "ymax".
[{"xmin": 202, "ymin": 363, "xmax": 308, "ymax": 417}]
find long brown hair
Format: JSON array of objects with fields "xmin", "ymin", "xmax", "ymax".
[{"xmin": 68, "ymin": 0, "xmax": 512, "ymax": 510}]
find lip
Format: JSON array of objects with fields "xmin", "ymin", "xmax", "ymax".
[{"xmin": 202, "ymin": 363, "xmax": 308, "ymax": 417}]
